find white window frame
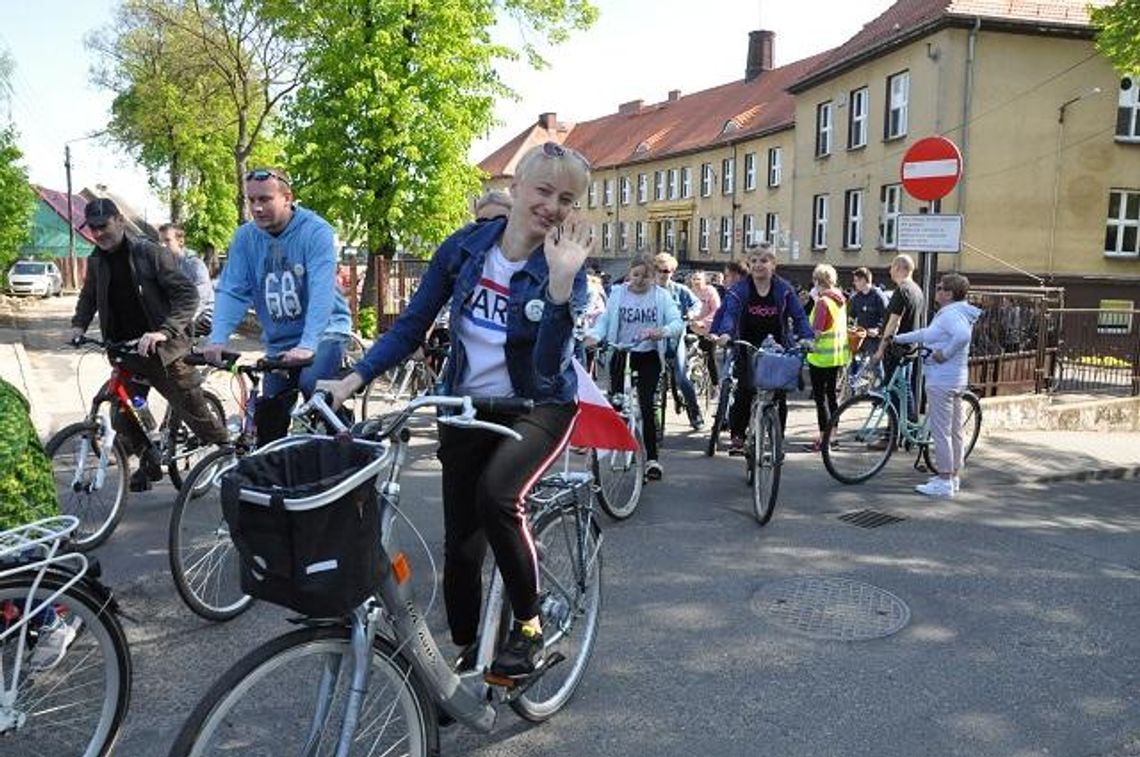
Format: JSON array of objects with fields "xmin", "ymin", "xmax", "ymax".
[
  {"xmin": 721, "ymin": 158, "xmax": 734, "ymax": 195},
  {"xmin": 1105, "ymin": 189, "xmax": 1140, "ymax": 258},
  {"xmin": 1117, "ymin": 78, "xmax": 1140, "ymax": 141},
  {"xmin": 849, "ymin": 87, "xmax": 868, "ymax": 149},
  {"xmin": 764, "ymin": 212, "xmax": 779, "ymax": 244},
  {"xmin": 816, "ymin": 101, "xmax": 833, "ymax": 157},
  {"xmin": 637, "ymin": 173, "xmax": 648, "ymax": 204},
  {"xmin": 1097, "ymin": 299, "xmax": 1135, "ymax": 334},
  {"xmin": 636, "ymin": 221, "xmax": 647, "ymax": 250},
  {"xmin": 667, "ymin": 168, "xmax": 679, "ymax": 200},
  {"xmin": 741, "ymin": 214, "xmax": 756, "ymax": 246},
  {"xmin": 654, "ymin": 171, "xmax": 665, "ymax": 201},
  {"xmin": 664, "ymin": 220, "xmax": 676, "ymax": 251},
  {"xmin": 879, "ymin": 184, "xmax": 901, "ymax": 249},
  {"xmin": 720, "ymin": 217, "xmax": 733, "ymax": 253},
  {"xmin": 619, "ymin": 221, "xmax": 629, "ymax": 251},
  {"xmin": 587, "ymin": 181, "xmax": 598, "ymax": 208},
  {"xmin": 767, "ymin": 147, "xmax": 782, "ymax": 187},
  {"xmin": 681, "ymin": 166, "xmax": 692, "ymax": 198},
  {"xmin": 743, "ymin": 153, "xmax": 757, "ymax": 191},
  {"xmin": 699, "ymin": 217, "xmax": 710, "ymax": 252},
  {"xmin": 603, "ymin": 179, "xmax": 614, "ymax": 207},
  {"xmin": 886, "ymin": 71, "xmax": 909, "ymax": 140},
  {"xmin": 700, "ymin": 163, "xmax": 713, "ymax": 197},
  {"xmin": 812, "ymin": 194, "xmax": 829, "ymax": 250},
  {"xmin": 620, "ymin": 176, "xmax": 631, "ymax": 205},
  {"xmin": 601, "ymin": 222, "xmax": 612, "ymax": 251},
  {"xmin": 844, "ymin": 189, "xmax": 863, "ymax": 249}
]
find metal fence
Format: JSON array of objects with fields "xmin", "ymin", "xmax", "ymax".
[{"xmin": 1049, "ymin": 307, "xmax": 1140, "ymax": 396}]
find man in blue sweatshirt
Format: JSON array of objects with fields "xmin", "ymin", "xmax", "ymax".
[{"xmin": 203, "ymin": 168, "xmax": 351, "ymax": 442}]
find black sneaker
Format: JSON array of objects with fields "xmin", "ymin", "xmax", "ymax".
[
  {"xmin": 727, "ymin": 436, "xmax": 745, "ymax": 456},
  {"xmin": 128, "ymin": 455, "xmax": 163, "ymax": 492},
  {"xmin": 486, "ymin": 625, "xmax": 543, "ymax": 685}
]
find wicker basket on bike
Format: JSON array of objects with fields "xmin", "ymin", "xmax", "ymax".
[{"xmin": 220, "ymin": 437, "xmax": 388, "ymax": 617}]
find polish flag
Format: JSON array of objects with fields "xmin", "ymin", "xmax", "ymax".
[{"xmin": 570, "ymin": 359, "xmax": 639, "ymax": 452}]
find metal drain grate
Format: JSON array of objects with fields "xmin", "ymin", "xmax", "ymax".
[
  {"xmin": 751, "ymin": 576, "xmax": 911, "ymax": 641},
  {"xmin": 838, "ymin": 509, "xmax": 906, "ymax": 528}
]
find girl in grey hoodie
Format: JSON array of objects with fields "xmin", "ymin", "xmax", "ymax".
[{"xmin": 893, "ymin": 273, "xmax": 982, "ymax": 497}]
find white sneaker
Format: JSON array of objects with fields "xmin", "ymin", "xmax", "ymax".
[
  {"xmin": 29, "ymin": 614, "xmax": 83, "ymax": 672},
  {"xmin": 915, "ymin": 478, "xmax": 955, "ymax": 498},
  {"xmin": 926, "ymin": 475, "xmax": 961, "ymax": 493}
]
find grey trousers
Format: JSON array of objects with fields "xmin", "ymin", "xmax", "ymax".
[{"xmin": 926, "ymin": 385, "xmax": 964, "ymax": 475}]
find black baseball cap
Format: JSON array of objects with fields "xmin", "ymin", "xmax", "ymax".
[{"xmin": 82, "ymin": 198, "xmax": 121, "ymax": 227}]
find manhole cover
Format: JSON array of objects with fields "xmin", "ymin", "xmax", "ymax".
[{"xmin": 751, "ymin": 576, "xmax": 910, "ymax": 641}]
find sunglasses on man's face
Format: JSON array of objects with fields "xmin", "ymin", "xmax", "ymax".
[{"xmin": 245, "ymin": 169, "xmax": 291, "ymax": 186}]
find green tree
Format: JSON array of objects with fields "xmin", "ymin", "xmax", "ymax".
[
  {"xmin": 1091, "ymin": 0, "xmax": 1140, "ymax": 76},
  {"xmin": 0, "ymin": 50, "xmax": 35, "ymax": 272},
  {"xmin": 272, "ymin": 0, "xmax": 596, "ymax": 310}
]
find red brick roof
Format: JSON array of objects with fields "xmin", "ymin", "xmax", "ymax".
[
  {"xmin": 478, "ymin": 50, "xmax": 832, "ymax": 177},
  {"xmin": 791, "ymin": 0, "xmax": 1099, "ymax": 92}
]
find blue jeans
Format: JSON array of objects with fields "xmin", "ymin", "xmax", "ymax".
[{"xmin": 261, "ymin": 336, "xmax": 348, "ymax": 402}]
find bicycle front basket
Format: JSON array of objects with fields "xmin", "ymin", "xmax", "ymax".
[
  {"xmin": 221, "ymin": 438, "xmax": 386, "ymax": 617},
  {"xmin": 751, "ymin": 350, "xmax": 803, "ymax": 392}
]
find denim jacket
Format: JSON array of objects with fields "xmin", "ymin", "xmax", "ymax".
[{"xmin": 353, "ymin": 218, "xmax": 587, "ymax": 404}]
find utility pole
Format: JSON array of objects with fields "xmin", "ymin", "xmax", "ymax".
[{"xmin": 64, "ymin": 144, "xmax": 77, "ymax": 289}]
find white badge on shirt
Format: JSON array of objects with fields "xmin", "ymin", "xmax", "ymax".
[{"xmin": 525, "ymin": 299, "xmax": 544, "ymax": 322}]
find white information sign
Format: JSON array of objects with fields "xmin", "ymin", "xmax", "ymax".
[{"xmin": 897, "ymin": 214, "xmax": 962, "ymax": 253}]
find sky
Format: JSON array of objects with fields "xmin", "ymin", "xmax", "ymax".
[{"xmin": 0, "ymin": 0, "xmax": 896, "ymax": 224}]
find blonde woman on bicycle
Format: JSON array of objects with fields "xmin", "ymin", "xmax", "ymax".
[{"xmin": 320, "ymin": 142, "xmax": 593, "ymax": 684}]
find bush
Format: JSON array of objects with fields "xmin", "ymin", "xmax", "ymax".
[{"xmin": 358, "ymin": 306, "xmax": 377, "ymax": 339}]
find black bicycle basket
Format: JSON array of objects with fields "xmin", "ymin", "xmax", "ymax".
[{"xmin": 221, "ymin": 437, "xmax": 387, "ymax": 617}]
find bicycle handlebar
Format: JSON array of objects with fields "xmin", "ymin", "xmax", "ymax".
[{"xmin": 184, "ymin": 350, "xmax": 314, "ymax": 373}]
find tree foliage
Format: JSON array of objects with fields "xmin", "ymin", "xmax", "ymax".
[
  {"xmin": 0, "ymin": 52, "xmax": 35, "ymax": 272},
  {"xmin": 1091, "ymin": 0, "xmax": 1140, "ymax": 77}
]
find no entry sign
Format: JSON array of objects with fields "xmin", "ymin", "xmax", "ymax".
[{"xmin": 900, "ymin": 137, "xmax": 962, "ymax": 202}]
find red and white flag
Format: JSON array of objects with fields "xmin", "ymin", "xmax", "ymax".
[{"xmin": 570, "ymin": 359, "xmax": 639, "ymax": 452}]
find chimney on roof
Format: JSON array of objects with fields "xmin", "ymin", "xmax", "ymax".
[
  {"xmin": 538, "ymin": 112, "xmax": 557, "ymax": 130},
  {"xmin": 745, "ymin": 30, "xmax": 775, "ymax": 82},
  {"xmin": 618, "ymin": 99, "xmax": 645, "ymax": 115},
  {"xmin": 667, "ymin": 89, "xmax": 681, "ymax": 102}
]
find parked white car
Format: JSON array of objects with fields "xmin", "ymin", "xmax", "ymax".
[{"xmin": 6, "ymin": 260, "xmax": 63, "ymax": 297}]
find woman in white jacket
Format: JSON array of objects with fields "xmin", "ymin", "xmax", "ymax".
[{"xmin": 893, "ymin": 273, "xmax": 981, "ymax": 498}]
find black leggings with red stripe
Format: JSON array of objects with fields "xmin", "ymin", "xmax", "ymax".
[{"xmin": 436, "ymin": 402, "xmax": 577, "ymax": 646}]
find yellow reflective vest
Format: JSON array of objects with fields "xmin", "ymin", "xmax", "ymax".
[{"xmin": 807, "ymin": 293, "xmax": 851, "ymax": 368}]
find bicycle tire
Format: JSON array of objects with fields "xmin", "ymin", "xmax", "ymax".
[
  {"xmin": 752, "ymin": 405, "xmax": 782, "ymax": 525},
  {"xmin": 921, "ymin": 391, "xmax": 983, "ymax": 475},
  {"xmin": 705, "ymin": 379, "xmax": 733, "ymax": 457},
  {"xmin": 687, "ymin": 355, "xmax": 711, "ymax": 416},
  {"xmin": 591, "ymin": 401, "xmax": 645, "ymax": 520},
  {"xmin": 360, "ymin": 361, "xmax": 415, "ymax": 419},
  {"xmin": 0, "ymin": 572, "xmax": 132, "ymax": 757},
  {"xmin": 654, "ymin": 371, "xmax": 667, "ymax": 444},
  {"xmin": 510, "ymin": 505, "xmax": 603, "ymax": 722},
  {"xmin": 168, "ymin": 447, "xmax": 253, "ymax": 622},
  {"xmin": 45, "ymin": 421, "xmax": 129, "ymax": 551},
  {"xmin": 169, "ymin": 626, "xmax": 439, "ymax": 757},
  {"xmin": 165, "ymin": 390, "xmax": 227, "ymax": 492},
  {"xmin": 821, "ymin": 393, "xmax": 899, "ymax": 484}
]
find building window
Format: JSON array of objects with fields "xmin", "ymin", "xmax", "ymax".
[
  {"xmin": 742, "ymin": 214, "xmax": 756, "ymax": 247},
  {"xmin": 721, "ymin": 158, "xmax": 734, "ymax": 194},
  {"xmin": 619, "ymin": 221, "xmax": 629, "ymax": 251},
  {"xmin": 743, "ymin": 153, "xmax": 757, "ymax": 191},
  {"xmin": 886, "ymin": 70, "xmax": 909, "ymax": 140},
  {"xmin": 603, "ymin": 179, "xmax": 614, "ymax": 207},
  {"xmin": 654, "ymin": 171, "xmax": 665, "ymax": 201},
  {"xmin": 767, "ymin": 147, "xmax": 782, "ymax": 187},
  {"xmin": 620, "ymin": 177, "xmax": 631, "ymax": 205},
  {"xmin": 1105, "ymin": 189, "xmax": 1140, "ymax": 258},
  {"xmin": 879, "ymin": 184, "xmax": 902, "ymax": 249},
  {"xmin": 764, "ymin": 212, "xmax": 779, "ymax": 244},
  {"xmin": 588, "ymin": 182, "xmax": 598, "ymax": 208},
  {"xmin": 848, "ymin": 87, "xmax": 868, "ymax": 149},
  {"xmin": 844, "ymin": 189, "xmax": 863, "ymax": 249},
  {"xmin": 720, "ymin": 217, "xmax": 733, "ymax": 252},
  {"xmin": 636, "ymin": 221, "xmax": 647, "ymax": 250},
  {"xmin": 637, "ymin": 173, "xmax": 648, "ymax": 204},
  {"xmin": 663, "ymin": 220, "xmax": 675, "ymax": 251},
  {"xmin": 1097, "ymin": 299, "xmax": 1134, "ymax": 335},
  {"xmin": 681, "ymin": 166, "xmax": 692, "ymax": 198},
  {"xmin": 667, "ymin": 168, "xmax": 679, "ymax": 200},
  {"xmin": 601, "ymin": 222, "xmax": 612, "ymax": 251},
  {"xmin": 812, "ymin": 194, "xmax": 829, "ymax": 250},
  {"xmin": 700, "ymin": 163, "xmax": 713, "ymax": 197},
  {"xmin": 816, "ymin": 101, "xmax": 833, "ymax": 157},
  {"xmin": 1117, "ymin": 77, "xmax": 1140, "ymax": 141},
  {"xmin": 699, "ymin": 217, "xmax": 710, "ymax": 252}
]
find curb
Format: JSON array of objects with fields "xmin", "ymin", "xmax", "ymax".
[
  {"xmin": 1033, "ymin": 466, "xmax": 1140, "ymax": 485},
  {"xmin": 11, "ymin": 336, "xmax": 53, "ymax": 435}
]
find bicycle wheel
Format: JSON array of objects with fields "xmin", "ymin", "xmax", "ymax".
[
  {"xmin": 705, "ymin": 379, "xmax": 733, "ymax": 456},
  {"xmin": 654, "ymin": 373, "xmax": 667, "ymax": 444},
  {"xmin": 168, "ymin": 447, "xmax": 253, "ymax": 621},
  {"xmin": 510, "ymin": 505, "xmax": 603, "ymax": 722},
  {"xmin": 822, "ymin": 393, "xmax": 899, "ymax": 484},
  {"xmin": 687, "ymin": 355, "xmax": 711, "ymax": 416},
  {"xmin": 0, "ymin": 573, "xmax": 132, "ymax": 757},
  {"xmin": 751, "ymin": 405, "xmax": 783, "ymax": 525},
  {"xmin": 591, "ymin": 404, "xmax": 645, "ymax": 520},
  {"xmin": 45, "ymin": 421, "xmax": 128, "ymax": 551},
  {"xmin": 169, "ymin": 626, "xmax": 438, "ymax": 757},
  {"xmin": 360, "ymin": 361, "xmax": 412, "ymax": 419},
  {"xmin": 164, "ymin": 390, "xmax": 227, "ymax": 492},
  {"xmin": 921, "ymin": 391, "xmax": 983, "ymax": 474}
]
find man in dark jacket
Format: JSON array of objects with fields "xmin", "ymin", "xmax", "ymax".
[
  {"xmin": 70, "ymin": 199, "xmax": 227, "ymax": 491},
  {"xmin": 714, "ymin": 244, "xmax": 812, "ymax": 454}
]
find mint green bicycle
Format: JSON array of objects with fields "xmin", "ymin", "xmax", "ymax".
[{"xmin": 821, "ymin": 347, "xmax": 981, "ymax": 484}]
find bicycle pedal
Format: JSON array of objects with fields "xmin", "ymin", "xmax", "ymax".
[{"xmin": 498, "ymin": 652, "xmax": 567, "ymax": 699}]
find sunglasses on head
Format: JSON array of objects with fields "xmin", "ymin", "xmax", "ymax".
[
  {"xmin": 540, "ymin": 141, "xmax": 590, "ymax": 169},
  {"xmin": 245, "ymin": 169, "xmax": 291, "ymax": 186}
]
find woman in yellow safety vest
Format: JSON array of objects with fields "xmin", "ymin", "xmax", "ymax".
[{"xmin": 806, "ymin": 264, "xmax": 850, "ymax": 451}]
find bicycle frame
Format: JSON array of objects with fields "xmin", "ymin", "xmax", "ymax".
[{"xmin": 871, "ymin": 357, "xmax": 928, "ymax": 445}]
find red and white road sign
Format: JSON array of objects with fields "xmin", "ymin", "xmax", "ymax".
[{"xmin": 900, "ymin": 137, "xmax": 962, "ymax": 202}]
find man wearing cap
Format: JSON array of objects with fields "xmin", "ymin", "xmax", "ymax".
[
  {"xmin": 203, "ymin": 168, "xmax": 352, "ymax": 443},
  {"xmin": 71, "ymin": 198, "xmax": 229, "ymax": 491}
]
